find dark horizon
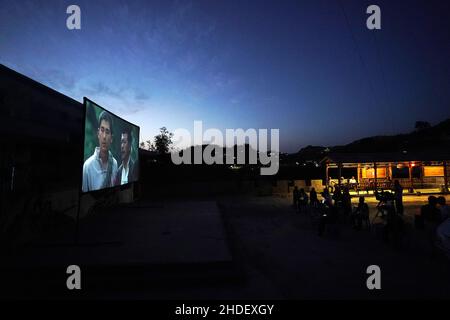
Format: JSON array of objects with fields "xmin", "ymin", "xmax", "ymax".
[{"xmin": 1, "ymin": 0, "xmax": 449, "ymax": 153}]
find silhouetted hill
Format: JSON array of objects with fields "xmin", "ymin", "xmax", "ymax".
[
  {"xmin": 337, "ymin": 118, "xmax": 450, "ymax": 153},
  {"xmin": 292, "ymin": 118, "xmax": 450, "ymax": 160}
]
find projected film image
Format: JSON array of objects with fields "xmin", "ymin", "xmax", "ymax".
[{"xmin": 82, "ymin": 98, "xmax": 140, "ymax": 193}]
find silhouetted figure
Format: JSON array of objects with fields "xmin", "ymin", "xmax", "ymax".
[
  {"xmin": 309, "ymin": 188, "xmax": 319, "ymax": 207},
  {"xmin": 375, "ymin": 190, "xmax": 402, "ymax": 244},
  {"xmin": 318, "ymin": 188, "xmax": 337, "ymax": 237},
  {"xmin": 293, "ymin": 186, "xmax": 299, "ymax": 209},
  {"xmin": 383, "ymin": 202, "xmax": 404, "ymax": 246},
  {"xmin": 374, "ymin": 190, "xmax": 395, "ymax": 222},
  {"xmin": 318, "ymin": 202, "xmax": 339, "ymax": 237},
  {"xmin": 437, "ymin": 196, "xmax": 450, "ymax": 222},
  {"xmin": 298, "ymin": 188, "xmax": 308, "ymax": 214},
  {"xmin": 393, "ymin": 180, "xmax": 404, "ymax": 215},
  {"xmin": 322, "ymin": 188, "xmax": 333, "ymax": 207},
  {"xmin": 342, "ymin": 187, "xmax": 352, "ymax": 218},
  {"xmin": 332, "ymin": 186, "xmax": 342, "ymax": 206},
  {"xmin": 421, "ymin": 196, "xmax": 441, "ymax": 253},
  {"xmin": 436, "ymin": 215, "xmax": 450, "ymax": 256},
  {"xmin": 421, "ymin": 196, "xmax": 441, "ymax": 224},
  {"xmin": 436, "ymin": 197, "xmax": 450, "ymax": 255},
  {"xmin": 352, "ymin": 196, "xmax": 370, "ymax": 230}
]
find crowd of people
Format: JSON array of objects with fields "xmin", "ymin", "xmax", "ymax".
[
  {"xmin": 292, "ymin": 185, "xmax": 371, "ymax": 236},
  {"xmin": 418, "ymin": 195, "xmax": 450, "ymax": 256},
  {"xmin": 291, "ymin": 181, "xmax": 450, "ymax": 257}
]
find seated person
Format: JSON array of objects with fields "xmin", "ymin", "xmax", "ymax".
[
  {"xmin": 383, "ymin": 204, "xmax": 404, "ymax": 243},
  {"xmin": 352, "ymin": 196, "xmax": 369, "ymax": 230},
  {"xmin": 349, "ymin": 176, "xmax": 357, "ymax": 184},
  {"xmin": 437, "ymin": 196, "xmax": 450, "ymax": 222},
  {"xmin": 420, "ymin": 196, "xmax": 442, "ymax": 244},
  {"xmin": 436, "ymin": 217, "xmax": 450, "ymax": 255},
  {"xmin": 421, "ymin": 196, "xmax": 441, "ymax": 224}
]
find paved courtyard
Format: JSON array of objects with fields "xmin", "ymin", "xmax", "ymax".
[
  {"xmin": 2, "ymin": 194, "xmax": 449, "ymax": 299},
  {"xmin": 214, "ymin": 195, "xmax": 450, "ymax": 299},
  {"xmin": 120, "ymin": 194, "xmax": 450, "ymax": 299}
]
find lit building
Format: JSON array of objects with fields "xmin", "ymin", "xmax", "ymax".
[{"xmin": 321, "ymin": 152, "xmax": 450, "ymax": 193}]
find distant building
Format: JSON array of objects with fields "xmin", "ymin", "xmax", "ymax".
[{"xmin": 321, "ymin": 152, "xmax": 450, "ymax": 192}]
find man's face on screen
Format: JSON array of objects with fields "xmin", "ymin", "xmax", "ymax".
[
  {"xmin": 98, "ymin": 120, "xmax": 112, "ymax": 154},
  {"xmin": 121, "ymin": 133, "xmax": 131, "ymax": 161}
]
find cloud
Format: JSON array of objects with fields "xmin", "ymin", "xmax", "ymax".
[
  {"xmin": 22, "ymin": 66, "xmax": 77, "ymax": 92},
  {"xmin": 84, "ymin": 81, "xmax": 123, "ymax": 98},
  {"xmin": 135, "ymin": 91, "xmax": 150, "ymax": 101},
  {"xmin": 83, "ymin": 80, "xmax": 150, "ymax": 115}
]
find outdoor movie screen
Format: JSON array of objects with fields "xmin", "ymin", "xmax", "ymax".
[{"xmin": 82, "ymin": 98, "xmax": 140, "ymax": 193}]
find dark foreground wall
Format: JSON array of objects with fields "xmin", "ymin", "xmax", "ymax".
[{"xmin": 0, "ymin": 64, "xmax": 83, "ymax": 247}]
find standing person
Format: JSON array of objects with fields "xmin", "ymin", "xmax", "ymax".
[
  {"xmin": 383, "ymin": 202, "xmax": 404, "ymax": 245},
  {"xmin": 322, "ymin": 188, "xmax": 333, "ymax": 207},
  {"xmin": 310, "ymin": 187, "xmax": 319, "ymax": 207},
  {"xmin": 82, "ymin": 111, "xmax": 118, "ymax": 192},
  {"xmin": 393, "ymin": 180, "xmax": 404, "ymax": 215},
  {"xmin": 332, "ymin": 186, "xmax": 342, "ymax": 208},
  {"xmin": 115, "ymin": 127, "xmax": 137, "ymax": 186},
  {"xmin": 298, "ymin": 188, "xmax": 309, "ymax": 214},
  {"xmin": 342, "ymin": 187, "xmax": 352, "ymax": 215},
  {"xmin": 293, "ymin": 186, "xmax": 299, "ymax": 209}
]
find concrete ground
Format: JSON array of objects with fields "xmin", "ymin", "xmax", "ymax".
[
  {"xmin": 2, "ymin": 194, "xmax": 449, "ymax": 299},
  {"xmin": 100, "ymin": 194, "xmax": 450, "ymax": 299},
  {"xmin": 215, "ymin": 195, "xmax": 450, "ymax": 299},
  {"xmin": 115, "ymin": 194, "xmax": 450, "ymax": 300},
  {"xmin": 1, "ymin": 201, "xmax": 236, "ymax": 299}
]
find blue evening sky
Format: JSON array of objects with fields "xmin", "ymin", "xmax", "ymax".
[{"xmin": 1, "ymin": 0, "xmax": 449, "ymax": 152}]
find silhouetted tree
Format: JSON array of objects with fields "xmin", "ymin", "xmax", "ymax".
[
  {"xmin": 146, "ymin": 140, "xmax": 156, "ymax": 152},
  {"xmin": 153, "ymin": 127, "xmax": 173, "ymax": 154}
]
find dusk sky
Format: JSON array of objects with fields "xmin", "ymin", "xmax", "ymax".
[{"xmin": 1, "ymin": 0, "xmax": 449, "ymax": 152}]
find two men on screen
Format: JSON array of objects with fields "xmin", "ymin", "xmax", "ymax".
[
  {"xmin": 82, "ymin": 109, "xmax": 137, "ymax": 192},
  {"xmin": 82, "ymin": 111, "xmax": 118, "ymax": 192},
  {"xmin": 115, "ymin": 128, "xmax": 137, "ymax": 185}
]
